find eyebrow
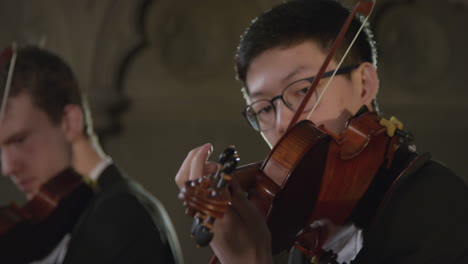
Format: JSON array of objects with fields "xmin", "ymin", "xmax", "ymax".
[
  {"xmin": 2, "ymin": 130, "xmax": 29, "ymax": 146},
  {"xmin": 249, "ymin": 65, "xmax": 311, "ymax": 99}
]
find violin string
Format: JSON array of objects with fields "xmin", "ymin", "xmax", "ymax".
[
  {"xmin": 0, "ymin": 43, "xmax": 18, "ymax": 123},
  {"xmin": 306, "ymin": 1, "xmax": 376, "ymax": 120}
]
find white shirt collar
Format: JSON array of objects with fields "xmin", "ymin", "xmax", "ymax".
[
  {"xmin": 88, "ymin": 156, "xmax": 113, "ymax": 182},
  {"xmin": 305, "ymin": 220, "xmax": 363, "ymax": 263},
  {"xmin": 322, "ymin": 223, "xmax": 363, "ymax": 263}
]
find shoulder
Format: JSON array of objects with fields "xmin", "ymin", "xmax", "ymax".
[
  {"xmin": 355, "ymin": 159, "xmax": 468, "ymax": 263},
  {"xmin": 88, "ymin": 164, "xmax": 177, "ymax": 241},
  {"xmin": 391, "ymin": 159, "xmax": 468, "ymax": 210},
  {"xmin": 66, "ymin": 165, "xmax": 182, "ymax": 263},
  {"xmin": 387, "ymin": 160, "xmax": 468, "ymax": 234},
  {"xmin": 75, "ymin": 182, "xmax": 165, "ymax": 246},
  {"xmin": 64, "ymin": 190, "xmax": 178, "ymax": 263},
  {"xmin": 93, "ymin": 165, "xmax": 174, "ymax": 230}
]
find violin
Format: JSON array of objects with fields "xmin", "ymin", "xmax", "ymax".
[
  {"xmin": 179, "ymin": 0, "xmax": 410, "ymax": 261},
  {"xmin": 0, "ymin": 168, "xmax": 94, "ymax": 263}
]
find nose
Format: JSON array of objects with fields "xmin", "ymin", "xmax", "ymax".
[
  {"xmin": 1, "ymin": 149, "xmax": 21, "ymax": 177},
  {"xmin": 275, "ymin": 100, "xmax": 296, "ymax": 135}
]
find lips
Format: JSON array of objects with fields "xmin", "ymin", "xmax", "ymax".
[{"xmin": 16, "ymin": 177, "xmax": 35, "ymax": 193}]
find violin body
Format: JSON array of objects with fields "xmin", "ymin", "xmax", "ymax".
[
  {"xmin": 239, "ymin": 110, "xmax": 399, "ymax": 253},
  {"xmin": 0, "ymin": 168, "xmax": 94, "ymax": 263},
  {"xmin": 232, "ymin": 120, "xmax": 331, "ymax": 254},
  {"xmin": 310, "ymin": 110, "xmax": 396, "ymax": 225}
]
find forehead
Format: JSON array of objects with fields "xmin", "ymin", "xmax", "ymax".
[
  {"xmin": 0, "ymin": 92, "xmax": 48, "ymax": 140},
  {"xmin": 245, "ymin": 40, "xmax": 336, "ymax": 99}
]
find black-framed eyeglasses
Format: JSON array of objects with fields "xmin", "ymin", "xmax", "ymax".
[{"xmin": 242, "ymin": 64, "xmax": 360, "ymax": 132}]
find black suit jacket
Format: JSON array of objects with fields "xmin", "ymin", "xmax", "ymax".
[
  {"xmin": 351, "ymin": 160, "xmax": 468, "ymax": 263},
  {"xmin": 63, "ymin": 164, "xmax": 183, "ymax": 264},
  {"xmin": 289, "ymin": 149, "xmax": 468, "ymax": 264}
]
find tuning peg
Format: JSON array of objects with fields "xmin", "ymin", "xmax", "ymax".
[
  {"xmin": 218, "ymin": 146, "xmax": 237, "ymax": 164},
  {"xmin": 193, "ymin": 224, "xmax": 214, "ymax": 247}
]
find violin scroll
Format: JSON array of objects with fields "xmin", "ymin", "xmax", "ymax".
[{"xmin": 180, "ymin": 146, "xmax": 239, "ymax": 247}]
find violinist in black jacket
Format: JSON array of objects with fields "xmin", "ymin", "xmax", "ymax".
[
  {"xmin": 0, "ymin": 46, "xmax": 183, "ymax": 263},
  {"xmin": 175, "ymin": 1, "xmax": 468, "ymax": 263}
]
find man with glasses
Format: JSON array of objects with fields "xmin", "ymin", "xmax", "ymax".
[{"xmin": 176, "ymin": 0, "xmax": 468, "ymax": 263}]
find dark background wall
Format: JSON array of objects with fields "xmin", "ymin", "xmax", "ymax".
[{"xmin": 0, "ymin": 0, "xmax": 467, "ymax": 263}]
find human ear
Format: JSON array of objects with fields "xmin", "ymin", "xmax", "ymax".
[
  {"xmin": 61, "ymin": 104, "xmax": 84, "ymax": 142},
  {"xmin": 354, "ymin": 62, "xmax": 379, "ymax": 107}
]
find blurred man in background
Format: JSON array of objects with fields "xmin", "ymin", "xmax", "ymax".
[{"xmin": 0, "ymin": 46, "xmax": 183, "ymax": 263}]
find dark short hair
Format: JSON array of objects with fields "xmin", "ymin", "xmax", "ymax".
[
  {"xmin": 0, "ymin": 46, "xmax": 92, "ymax": 134},
  {"xmin": 235, "ymin": 0, "xmax": 377, "ymax": 86}
]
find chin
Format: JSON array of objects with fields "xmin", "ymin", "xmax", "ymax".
[{"xmin": 22, "ymin": 184, "xmax": 39, "ymax": 199}]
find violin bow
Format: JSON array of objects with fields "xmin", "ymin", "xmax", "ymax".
[
  {"xmin": 0, "ymin": 43, "xmax": 18, "ymax": 123},
  {"xmin": 287, "ymin": 0, "xmax": 376, "ymax": 130}
]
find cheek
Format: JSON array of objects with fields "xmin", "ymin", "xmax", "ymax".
[
  {"xmin": 261, "ymin": 131, "xmax": 276, "ymax": 149},
  {"xmin": 308, "ymin": 85, "xmax": 355, "ymax": 134},
  {"xmin": 42, "ymin": 135, "xmax": 71, "ymax": 165},
  {"xmin": 310, "ymin": 90, "xmax": 342, "ymax": 122},
  {"xmin": 31, "ymin": 131, "xmax": 71, "ymax": 183},
  {"xmin": 339, "ymin": 81, "xmax": 363, "ymax": 113}
]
